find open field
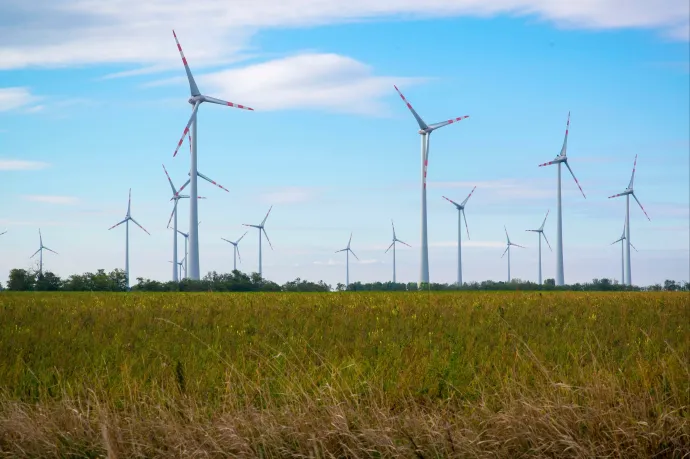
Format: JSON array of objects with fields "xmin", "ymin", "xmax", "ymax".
[{"xmin": 0, "ymin": 292, "xmax": 688, "ymax": 458}]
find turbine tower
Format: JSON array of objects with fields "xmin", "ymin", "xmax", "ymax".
[
  {"xmin": 221, "ymin": 231, "xmax": 248, "ymax": 271},
  {"xmin": 608, "ymin": 154, "xmax": 650, "ymax": 286},
  {"xmin": 525, "ymin": 210, "xmax": 552, "ymax": 285},
  {"xmin": 243, "ymin": 206, "xmax": 273, "ymax": 278},
  {"xmin": 393, "ymin": 85, "xmax": 470, "ymax": 286},
  {"xmin": 30, "ymin": 229, "xmax": 58, "ymax": 275},
  {"xmin": 501, "ymin": 226, "xmax": 525, "ymax": 283},
  {"xmin": 442, "ymin": 186, "xmax": 477, "ymax": 286},
  {"xmin": 385, "ymin": 220, "xmax": 410, "ymax": 283},
  {"xmin": 611, "ymin": 216, "xmax": 638, "ymax": 285},
  {"xmin": 108, "ymin": 189, "xmax": 150, "ymax": 289},
  {"xmin": 538, "ymin": 113, "xmax": 586, "ymax": 286},
  {"xmin": 171, "ymin": 30, "xmax": 253, "ymax": 280},
  {"xmin": 336, "ymin": 232, "xmax": 359, "ymax": 288}
]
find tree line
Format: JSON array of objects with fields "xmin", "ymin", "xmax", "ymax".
[{"xmin": 1, "ymin": 268, "xmax": 688, "ymax": 292}]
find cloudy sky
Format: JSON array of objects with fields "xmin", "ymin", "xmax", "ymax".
[{"xmin": 1, "ymin": 0, "xmax": 688, "ymax": 287}]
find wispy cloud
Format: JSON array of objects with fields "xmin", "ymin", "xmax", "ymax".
[
  {"xmin": 313, "ymin": 258, "xmax": 343, "ymax": 266},
  {"xmin": 0, "ymin": 87, "xmax": 41, "ymax": 112},
  {"xmin": 0, "ymin": 159, "xmax": 50, "ymax": 171},
  {"xmin": 359, "ymin": 258, "xmax": 382, "ymax": 264},
  {"xmin": 22, "ymin": 195, "xmax": 81, "ymax": 205}
]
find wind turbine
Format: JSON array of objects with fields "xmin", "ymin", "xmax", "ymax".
[
  {"xmin": 169, "ymin": 259, "xmax": 184, "ymax": 280},
  {"xmin": 538, "ymin": 113, "xmax": 586, "ymax": 286},
  {"xmin": 501, "ymin": 226, "xmax": 525, "ymax": 283},
  {"xmin": 30, "ymin": 229, "xmax": 58, "ymax": 275},
  {"xmin": 525, "ymin": 210, "xmax": 552, "ymax": 285},
  {"xmin": 608, "ymin": 154, "xmax": 650, "ymax": 286},
  {"xmin": 172, "ymin": 221, "xmax": 200, "ymax": 279},
  {"xmin": 108, "ymin": 189, "xmax": 150, "ymax": 289},
  {"xmin": 243, "ymin": 206, "xmax": 273, "ymax": 278},
  {"xmin": 393, "ymin": 85, "xmax": 470, "ymax": 286},
  {"xmin": 611, "ymin": 216, "xmax": 638, "ymax": 285},
  {"xmin": 170, "ymin": 30, "xmax": 253, "ymax": 281},
  {"xmin": 442, "ymin": 186, "xmax": 477, "ymax": 286},
  {"xmin": 336, "ymin": 232, "xmax": 359, "ymax": 288},
  {"xmin": 385, "ymin": 220, "xmax": 410, "ymax": 283},
  {"xmin": 221, "ymin": 231, "xmax": 248, "ymax": 271}
]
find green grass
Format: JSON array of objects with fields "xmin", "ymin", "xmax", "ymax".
[{"xmin": 0, "ymin": 292, "xmax": 688, "ymax": 458}]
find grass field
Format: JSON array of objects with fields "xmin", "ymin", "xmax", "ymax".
[{"xmin": 0, "ymin": 292, "xmax": 688, "ymax": 458}]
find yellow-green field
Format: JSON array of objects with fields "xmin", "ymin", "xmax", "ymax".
[{"xmin": 0, "ymin": 292, "xmax": 688, "ymax": 458}]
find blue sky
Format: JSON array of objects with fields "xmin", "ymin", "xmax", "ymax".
[{"xmin": 1, "ymin": 0, "xmax": 689, "ymax": 286}]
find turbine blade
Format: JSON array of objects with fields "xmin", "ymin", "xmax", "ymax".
[
  {"xmin": 335, "ymin": 248, "xmax": 347, "ymax": 253},
  {"xmin": 393, "ymin": 85, "xmax": 428, "ymax": 130},
  {"xmin": 349, "ymin": 249, "xmax": 359, "ymax": 261},
  {"xmin": 632, "ymin": 193, "xmax": 651, "ymax": 221},
  {"xmin": 108, "ymin": 218, "xmax": 128, "ymax": 231},
  {"xmin": 347, "ymin": 232, "xmax": 353, "ymax": 248},
  {"xmin": 542, "ymin": 232, "xmax": 552, "ymax": 251},
  {"xmin": 501, "ymin": 246, "xmax": 509, "ymax": 258},
  {"xmin": 559, "ymin": 111, "xmax": 570, "ymax": 157},
  {"xmin": 391, "ymin": 219, "xmax": 396, "ymax": 239},
  {"xmin": 176, "ymin": 178, "xmax": 191, "ymax": 197},
  {"xmin": 130, "ymin": 217, "xmax": 151, "ymax": 235},
  {"xmin": 462, "ymin": 209, "xmax": 470, "ymax": 240},
  {"xmin": 236, "ymin": 245, "xmax": 242, "ymax": 263},
  {"xmin": 39, "ymin": 228, "xmax": 43, "ymax": 245},
  {"xmin": 261, "ymin": 206, "xmax": 273, "ymax": 226},
  {"xmin": 504, "ymin": 226, "xmax": 510, "ymax": 243},
  {"xmin": 221, "ymin": 237, "xmax": 233, "ymax": 244},
  {"xmin": 442, "ymin": 195, "xmax": 459, "ymax": 207},
  {"xmin": 511, "ymin": 243, "xmax": 526, "ymax": 249},
  {"xmin": 540, "ymin": 210, "xmax": 550, "ymax": 230},
  {"xmin": 30, "ymin": 248, "xmax": 41, "ymax": 258},
  {"xmin": 611, "ymin": 237, "xmax": 624, "ymax": 245},
  {"xmin": 538, "ymin": 159, "xmax": 559, "ymax": 167},
  {"xmin": 44, "ymin": 247, "xmax": 58, "ymax": 255},
  {"xmin": 166, "ymin": 200, "xmax": 179, "ymax": 229},
  {"xmin": 564, "ymin": 161, "xmax": 586, "ymax": 198},
  {"xmin": 262, "ymin": 228, "xmax": 273, "ymax": 250},
  {"xmin": 427, "ymin": 115, "xmax": 470, "ymax": 131},
  {"xmin": 203, "ymin": 95, "xmax": 254, "ymax": 112},
  {"xmin": 175, "ymin": 229, "xmax": 187, "ymax": 237},
  {"xmin": 127, "ymin": 188, "xmax": 132, "ymax": 216},
  {"xmin": 460, "ymin": 186, "xmax": 477, "ymax": 207},
  {"xmin": 173, "ymin": 101, "xmax": 200, "ymax": 157},
  {"xmin": 237, "ymin": 231, "xmax": 248, "ymax": 244},
  {"xmin": 162, "ymin": 164, "xmax": 177, "ymax": 195},
  {"xmin": 197, "ymin": 171, "xmax": 230, "ymax": 193},
  {"xmin": 397, "ymin": 239, "xmax": 412, "ymax": 248},
  {"xmin": 608, "ymin": 191, "xmax": 628, "ymax": 199},
  {"xmin": 628, "ymin": 154, "xmax": 638, "ymax": 189},
  {"xmin": 172, "ymin": 30, "xmax": 201, "ymax": 96},
  {"xmin": 0, "ymin": 230, "xmax": 6, "ymax": 236},
  {"xmin": 385, "ymin": 242, "xmax": 394, "ymax": 253},
  {"xmin": 630, "ymin": 242, "xmax": 639, "ymax": 252}
]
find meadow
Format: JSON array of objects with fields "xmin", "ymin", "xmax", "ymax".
[{"xmin": 0, "ymin": 292, "xmax": 687, "ymax": 458}]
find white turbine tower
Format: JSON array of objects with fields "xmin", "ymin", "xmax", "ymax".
[
  {"xmin": 221, "ymin": 231, "xmax": 248, "ymax": 272},
  {"xmin": 501, "ymin": 226, "xmax": 525, "ymax": 283},
  {"xmin": 393, "ymin": 85, "xmax": 470, "ymax": 286},
  {"xmin": 336, "ymin": 232, "xmax": 359, "ymax": 288},
  {"xmin": 108, "ymin": 189, "xmax": 150, "ymax": 289},
  {"xmin": 608, "ymin": 154, "xmax": 650, "ymax": 286},
  {"xmin": 243, "ymin": 207, "xmax": 273, "ymax": 278},
  {"xmin": 442, "ymin": 186, "xmax": 477, "ymax": 286},
  {"xmin": 525, "ymin": 210, "xmax": 552, "ymax": 285},
  {"xmin": 171, "ymin": 30, "xmax": 253, "ymax": 280},
  {"xmin": 385, "ymin": 220, "xmax": 411, "ymax": 284},
  {"xmin": 30, "ymin": 229, "xmax": 58, "ymax": 275},
  {"xmin": 611, "ymin": 216, "xmax": 638, "ymax": 285},
  {"xmin": 538, "ymin": 113, "xmax": 586, "ymax": 286}
]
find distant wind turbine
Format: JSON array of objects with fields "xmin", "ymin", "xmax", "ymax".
[
  {"xmin": 611, "ymin": 216, "xmax": 638, "ymax": 285},
  {"xmin": 30, "ymin": 228, "xmax": 58, "ymax": 276},
  {"xmin": 385, "ymin": 220, "xmax": 410, "ymax": 283},
  {"xmin": 442, "ymin": 186, "xmax": 477, "ymax": 286},
  {"xmin": 170, "ymin": 30, "xmax": 253, "ymax": 281},
  {"xmin": 221, "ymin": 231, "xmax": 248, "ymax": 271},
  {"xmin": 393, "ymin": 85, "xmax": 470, "ymax": 286},
  {"xmin": 501, "ymin": 226, "xmax": 525, "ymax": 283},
  {"xmin": 525, "ymin": 210, "xmax": 552, "ymax": 285},
  {"xmin": 169, "ymin": 259, "xmax": 184, "ymax": 280},
  {"xmin": 608, "ymin": 154, "xmax": 650, "ymax": 286},
  {"xmin": 243, "ymin": 206, "xmax": 273, "ymax": 278},
  {"xmin": 336, "ymin": 232, "xmax": 359, "ymax": 288},
  {"xmin": 108, "ymin": 189, "xmax": 150, "ymax": 289},
  {"xmin": 173, "ymin": 221, "xmax": 200, "ymax": 279},
  {"xmin": 538, "ymin": 113, "xmax": 586, "ymax": 286}
]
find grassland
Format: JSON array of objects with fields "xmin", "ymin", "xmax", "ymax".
[{"xmin": 0, "ymin": 292, "xmax": 688, "ymax": 458}]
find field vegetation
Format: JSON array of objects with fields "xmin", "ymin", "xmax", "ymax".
[{"xmin": 0, "ymin": 292, "xmax": 688, "ymax": 458}]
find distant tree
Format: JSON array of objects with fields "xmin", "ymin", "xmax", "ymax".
[
  {"xmin": 7, "ymin": 269, "xmax": 35, "ymax": 291},
  {"xmin": 35, "ymin": 272, "xmax": 62, "ymax": 291},
  {"xmin": 663, "ymin": 280, "xmax": 679, "ymax": 291}
]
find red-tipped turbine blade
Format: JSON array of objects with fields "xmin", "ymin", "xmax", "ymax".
[
  {"xmin": 162, "ymin": 164, "xmax": 177, "ymax": 194},
  {"xmin": 204, "ymin": 95, "xmax": 254, "ymax": 112},
  {"xmin": 166, "ymin": 200, "xmax": 179, "ymax": 229},
  {"xmin": 197, "ymin": 171, "xmax": 229, "ymax": 193},
  {"xmin": 628, "ymin": 154, "xmax": 638, "ymax": 189},
  {"xmin": 542, "ymin": 232, "xmax": 552, "ymax": 251},
  {"xmin": 130, "ymin": 217, "xmax": 151, "ymax": 235},
  {"xmin": 632, "ymin": 193, "xmax": 651, "ymax": 221},
  {"xmin": 442, "ymin": 195, "xmax": 459, "ymax": 207},
  {"xmin": 427, "ymin": 115, "xmax": 470, "ymax": 131},
  {"xmin": 108, "ymin": 218, "xmax": 127, "ymax": 231},
  {"xmin": 564, "ymin": 162, "xmax": 586, "ymax": 198},
  {"xmin": 559, "ymin": 111, "xmax": 570, "ymax": 157},
  {"xmin": 172, "ymin": 30, "xmax": 201, "ymax": 97},
  {"xmin": 539, "ymin": 159, "xmax": 559, "ymax": 167},
  {"xmin": 393, "ymin": 85, "xmax": 428, "ymax": 130},
  {"xmin": 462, "ymin": 209, "xmax": 470, "ymax": 240},
  {"xmin": 608, "ymin": 191, "xmax": 628, "ymax": 199},
  {"xmin": 460, "ymin": 186, "xmax": 477, "ymax": 207},
  {"xmin": 173, "ymin": 102, "xmax": 200, "ymax": 157}
]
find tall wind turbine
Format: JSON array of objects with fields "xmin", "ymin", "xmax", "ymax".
[
  {"xmin": 221, "ymin": 231, "xmax": 248, "ymax": 271},
  {"xmin": 243, "ymin": 206, "xmax": 273, "ymax": 278},
  {"xmin": 108, "ymin": 189, "xmax": 150, "ymax": 289},
  {"xmin": 442, "ymin": 186, "xmax": 476, "ymax": 286},
  {"xmin": 611, "ymin": 217, "xmax": 638, "ymax": 285},
  {"xmin": 393, "ymin": 85, "xmax": 470, "ymax": 286},
  {"xmin": 501, "ymin": 226, "xmax": 525, "ymax": 283},
  {"xmin": 608, "ymin": 154, "xmax": 650, "ymax": 286},
  {"xmin": 385, "ymin": 220, "xmax": 410, "ymax": 283},
  {"xmin": 30, "ymin": 229, "xmax": 58, "ymax": 275},
  {"xmin": 538, "ymin": 113, "xmax": 586, "ymax": 286},
  {"xmin": 525, "ymin": 210, "xmax": 552, "ymax": 285},
  {"xmin": 170, "ymin": 30, "xmax": 253, "ymax": 281},
  {"xmin": 336, "ymin": 232, "xmax": 359, "ymax": 288}
]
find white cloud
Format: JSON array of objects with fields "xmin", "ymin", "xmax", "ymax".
[
  {"xmin": 313, "ymin": 258, "xmax": 343, "ymax": 266},
  {"xmin": 0, "ymin": 159, "xmax": 50, "ymax": 171},
  {"xmin": 22, "ymin": 195, "xmax": 81, "ymax": 205},
  {"xmin": 0, "ymin": 1, "xmax": 686, "ymax": 71},
  {"xmin": 0, "ymin": 87, "xmax": 40, "ymax": 112},
  {"xmin": 359, "ymin": 258, "xmax": 381, "ymax": 264}
]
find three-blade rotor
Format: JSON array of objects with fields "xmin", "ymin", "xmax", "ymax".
[
  {"xmin": 108, "ymin": 188, "xmax": 150, "ymax": 235},
  {"xmin": 607, "ymin": 154, "xmax": 651, "ymax": 221},
  {"xmin": 386, "ymin": 220, "xmax": 411, "ymax": 253},
  {"xmin": 538, "ymin": 113, "xmax": 586, "ymax": 198},
  {"xmin": 337, "ymin": 232, "xmax": 359, "ymax": 260},
  {"xmin": 442, "ymin": 185, "xmax": 476, "ymax": 239},
  {"xmin": 243, "ymin": 206, "xmax": 273, "ymax": 250},
  {"xmin": 526, "ymin": 210, "xmax": 552, "ymax": 251}
]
